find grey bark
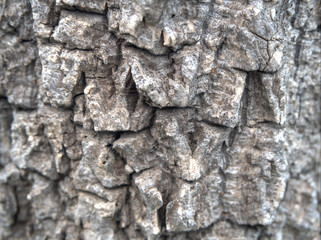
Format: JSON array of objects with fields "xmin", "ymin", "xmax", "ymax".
[{"xmin": 0, "ymin": 0, "xmax": 320, "ymax": 239}]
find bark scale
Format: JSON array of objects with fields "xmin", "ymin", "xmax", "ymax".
[{"xmin": 0, "ymin": 0, "xmax": 320, "ymax": 239}]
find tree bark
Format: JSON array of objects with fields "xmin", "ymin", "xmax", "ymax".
[{"xmin": 0, "ymin": 0, "xmax": 320, "ymax": 239}]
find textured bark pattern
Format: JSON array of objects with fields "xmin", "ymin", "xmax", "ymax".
[{"xmin": 0, "ymin": 0, "xmax": 320, "ymax": 239}]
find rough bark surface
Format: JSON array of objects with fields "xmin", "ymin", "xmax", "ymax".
[{"xmin": 0, "ymin": 0, "xmax": 320, "ymax": 239}]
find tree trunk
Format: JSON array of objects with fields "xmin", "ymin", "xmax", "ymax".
[{"xmin": 0, "ymin": 0, "xmax": 320, "ymax": 239}]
